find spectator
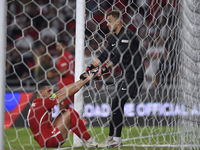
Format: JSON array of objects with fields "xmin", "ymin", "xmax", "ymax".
[
  {"xmin": 6, "ymin": 50, "xmax": 29, "ymax": 86},
  {"xmin": 145, "ymin": 31, "xmax": 167, "ymax": 87},
  {"xmin": 37, "ymin": 54, "xmax": 53, "ymax": 81},
  {"xmin": 47, "ymin": 40, "xmax": 75, "ymax": 110},
  {"xmin": 155, "ymin": 51, "xmax": 177, "ymax": 86}
]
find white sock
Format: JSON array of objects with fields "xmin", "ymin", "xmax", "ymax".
[
  {"xmin": 113, "ymin": 137, "xmax": 121, "ymax": 142},
  {"xmin": 87, "ymin": 137, "xmax": 94, "ymax": 143},
  {"xmin": 107, "ymin": 136, "xmax": 113, "ymax": 141}
]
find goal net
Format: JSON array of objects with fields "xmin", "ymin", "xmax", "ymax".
[
  {"xmin": 179, "ymin": 0, "xmax": 200, "ymax": 148},
  {"xmin": 4, "ymin": 0, "xmax": 200, "ymax": 149}
]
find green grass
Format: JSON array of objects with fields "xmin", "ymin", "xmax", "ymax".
[{"xmin": 4, "ymin": 126, "xmax": 181, "ymax": 150}]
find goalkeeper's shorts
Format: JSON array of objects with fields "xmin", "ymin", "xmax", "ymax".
[{"xmin": 117, "ymin": 78, "xmax": 143, "ymax": 99}]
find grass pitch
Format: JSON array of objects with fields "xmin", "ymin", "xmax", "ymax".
[{"xmin": 4, "ymin": 126, "xmax": 180, "ymax": 150}]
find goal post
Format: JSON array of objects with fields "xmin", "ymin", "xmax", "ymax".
[
  {"xmin": 0, "ymin": 0, "xmax": 6, "ymax": 149},
  {"xmin": 74, "ymin": 0, "xmax": 86, "ymax": 147}
]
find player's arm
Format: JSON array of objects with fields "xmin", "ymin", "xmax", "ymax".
[
  {"xmin": 85, "ymin": 38, "xmax": 112, "ymax": 73},
  {"xmin": 93, "ymin": 41, "xmax": 121, "ymax": 80},
  {"xmin": 47, "ymin": 68, "xmax": 68, "ymax": 78},
  {"xmin": 55, "ymin": 73, "xmax": 93, "ymax": 104},
  {"xmin": 91, "ymin": 59, "xmax": 102, "ymax": 68},
  {"xmin": 92, "ymin": 36, "xmax": 127, "ymax": 80},
  {"xmin": 80, "ymin": 38, "xmax": 113, "ymax": 80},
  {"xmin": 91, "ymin": 60, "xmax": 115, "ymax": 80},
  {"xmin": 83, "ymin": 59, "xmax": 102, "ymax": 75},
  {"xmin": 79, "ymin": 59, "xmax": 103, "ymax": 80},
  {"xmin": 105, "ymin": 61, "xmax": 114, "ymax": 70}
]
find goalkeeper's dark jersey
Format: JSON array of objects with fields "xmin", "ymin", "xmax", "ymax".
[{"xmin": 98, "ymin": 27, "xmax": 144, "ymax": 83}]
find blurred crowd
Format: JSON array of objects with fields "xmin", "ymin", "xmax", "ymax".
[{"xmin": 6, "ymin": 0, "xmax": 179, "ymax": 90}]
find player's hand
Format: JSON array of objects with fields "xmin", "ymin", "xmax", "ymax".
[
  {"xmin": 79, "ymin": 72, "xmax": 87, "ymax": 80},
  {"xmin": 86, "ymin": 64, "xmax": 95, "ymax": 73},
  {"xmin": 85, "ymin": 72, "xmax": 94, "ymax": 81},
  {"xmin": 93, "ymin": 67, "xmax": 108, "ymax": 80},
  {"xmin": 92, "ymin": 70, "xmax": 102, "ymax": 80},
  {"xmin": 83, "ymin": 72, "xmax": 94, "ymax": 86},
  {"xmin": 80, "ymin": 71, "xmax": 94, "ymax": 86}
]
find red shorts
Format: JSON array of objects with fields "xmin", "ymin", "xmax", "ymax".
[{"xmin": 45, "ymin": 127, "xmax": 65, "ymax": 148}]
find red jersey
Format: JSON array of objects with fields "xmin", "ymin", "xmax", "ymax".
[
  {"xmin": 27, "ymin": 97, "xmax": 57, "ymax": 147},
  {"xmin": 57, "ymin": 51, "xmax": 75, "ymax": 90}
]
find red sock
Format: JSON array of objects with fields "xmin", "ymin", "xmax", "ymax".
[{"xmin": 69, "ymin": 108, "xmax": 91, "ymax": 140}]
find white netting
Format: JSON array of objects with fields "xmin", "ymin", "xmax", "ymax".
[
  {"xmin": 83, "ymin": 0, "xmax": 181, "ymax": 148},
  {"xmin": 4, "ymin": 0, "xmax": 200, "ymax": 149},
  {"xmin": 179, "ymin": 0, "xmax": 200, "ymax": 148}
]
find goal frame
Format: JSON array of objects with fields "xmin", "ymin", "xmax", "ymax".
[
  {"xmin": 0, "ymin": 0, "xmax": 7, "ymax": 149},
  {"xmin": 73, "ymin": 0, "xmax": 86, "ymax": 147}
]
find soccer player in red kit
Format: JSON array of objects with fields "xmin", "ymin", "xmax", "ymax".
[
  {"xmin": 27, "ymin": 73, "xmax": 102, "ymax": 148},
  {"xmin": 47, "ymin": 40, "xmax": 75, "ymax": 110}
]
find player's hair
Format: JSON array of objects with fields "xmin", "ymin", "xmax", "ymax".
[
  {"xmin": 37, "ymin": 80, "xmax": 50, "ymax": 91},
  {"xmin": 57, "ymin": 40, "xmax": 67, "ymax": 46},
  {"xmin": 107, "ymin": 10, "xmax": 121, "ymax": 19}
]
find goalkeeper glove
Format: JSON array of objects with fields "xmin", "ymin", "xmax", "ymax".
[
  {"xmin": 80, "ymin": 72, "xmax": 87, "ymax": 80},
  {"xmin": 79, "ymin": 72, "xmax": 90, "ymax": 86},
  {"xmin": 80, "ymin": 64, "xmax": 95, "ymax": 80},
  {"xmin": 93, "ymin": 66, "xmax": 108, "ymax": 80},
  {"xmin": 86, "ymin": 64, "xmax": 95, "ymax": 73}
]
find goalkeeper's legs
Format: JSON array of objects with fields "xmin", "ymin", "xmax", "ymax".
[
  {"xmin": 105, "ymin": 91, "xmax": 127, "ymax": 147},
  {"xmin": 109, "ymin": 93, "xmax": 128, "ymax": 137},
  {"xmin": 109, "ymin": 80, "xmax": 129, "ymax": 138},
  {"xmin": 106, "ymin": 80, "xmax": 140, "ymax": 147}
]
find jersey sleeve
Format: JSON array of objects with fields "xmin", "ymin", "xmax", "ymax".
[
  {"xmin": 131, "ymin": 36, "xmax": 140, "ymax": 69},
  {"xmin": 98, "ymin": 38, "xmax": 112, "ymax": 63},
  {"xmin": 44, "ymin": 96, "xmax": 57, "ymax": 109},
  {"xmin": 110, "ymin": 42, "xmax": 127, "ymax": 66}
]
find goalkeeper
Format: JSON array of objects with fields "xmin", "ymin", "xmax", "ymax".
[
  {"xmin": 81, "ymin": 10, "xmax": 144, "ymax": 147},
  {"xmin": 27, "ymin": 73, "xmax": 102, "ymax": 148}
]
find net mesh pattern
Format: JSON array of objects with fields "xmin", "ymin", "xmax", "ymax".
[{"xmin": 5, "ymin": 0, "xmax": 200, "ymax": 149}]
